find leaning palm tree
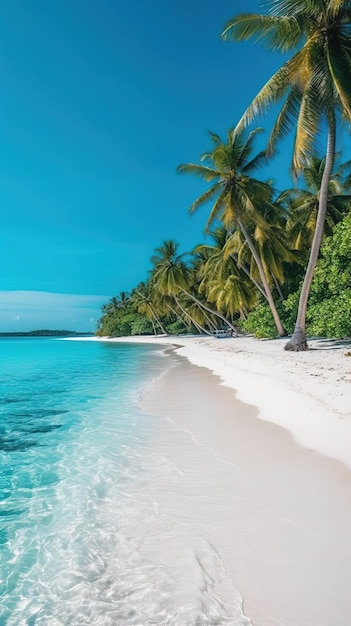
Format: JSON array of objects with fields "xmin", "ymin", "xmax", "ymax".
[
  {"xmin": 177, "ymin": 127, "xmax": 287, "ymax": 336},
  {"xmin": 160, "ymin": 292, "xmax": 214, "ymax": 336},
  {"xmin": 222, "ymin": 0, "xmax": 351, "ymax": 350},
  {"xmin": 150, "ymin": 240, "xmax": 240, "ymax": 335},
  {"xmin": 130, "ymin": 282, "xmax": 168, "ymax": 335},
  {"xmin": 195, "ymin": 228, "xmax": 258, "ymax": 318}
]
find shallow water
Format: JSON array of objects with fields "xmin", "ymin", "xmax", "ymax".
[{"xmin": 0, "ymin": 338, "xmax": 249, "ymax": 626}]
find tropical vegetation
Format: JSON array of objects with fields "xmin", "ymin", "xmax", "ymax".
[
  {"xmin": 98, "ymin": 0, "xmax": 351, "ymax": 348},
  {"xmin": 222, "ymin": 0, "xmax": 351, "ymax": 349}
]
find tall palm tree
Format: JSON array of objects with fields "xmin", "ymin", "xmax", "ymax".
[
  {"xmin": 222, "ymin": 0, "xmax": 351, "ymax": 350},
  {"xmin": 177, "ymin": 128, "xmax": 287, "ymax": 336}
]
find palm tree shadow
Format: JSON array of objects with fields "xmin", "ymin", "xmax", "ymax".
[{"xmin": 308, "ymin": 338, "xmax": 351, "ymax": 351}]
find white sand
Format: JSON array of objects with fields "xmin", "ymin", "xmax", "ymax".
[
  {"xmin": 141, "ymin": 355, "xmax": 351, "ymax": 626},
  {"xmin": 87, "ymin": 334, "xmax": 351, "ymax": 469}
]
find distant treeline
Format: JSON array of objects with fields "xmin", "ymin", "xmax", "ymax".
[{"xmin": 0, "ymin": 330, "xmax": 94, "ymax": 337}]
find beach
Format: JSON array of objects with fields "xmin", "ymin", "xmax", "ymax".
[{"xmin": 92, "ymin": 334, "xmax": 351, "ymax": 626}]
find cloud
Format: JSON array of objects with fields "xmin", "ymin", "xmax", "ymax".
[{"xmin": 0, "ymin": 291, "xmax": 110, "ymax": 332}]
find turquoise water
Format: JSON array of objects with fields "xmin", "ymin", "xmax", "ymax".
[
  {"xmin": 0, "ymin": 338, "xmax": 249, "ymax": 626},
  {"xmin": 0, "ymin": 338, "xmax": 167, "ymax": 624}
]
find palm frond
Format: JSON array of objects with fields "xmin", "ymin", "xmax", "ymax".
[
  {"xmin": 212, "ymin": 146, "xmax": 232, "ymax": 172},
  {"xmin": 188, "ymin": 183, "xmax": 220, "ymax": 215},
  {"xmin": 234, "ymin": 61, "xmax": 298, "ymax": 132},
  {"xmin": 235, "ymin": 127, "xmax": 264, "ymax": 169},
  {"xmin": 267, "ymin": 0, "xmax": 324, "ymax": 19},
  {"xmin": 176, "ymin": 163, "xmax": 218, "ymax": 181},
  {"xmin": 326, "ymin": 40, "xmax": 351, "ymax": 121},
  {"xmin": 243, "ymin": 150, "xmax": 268, "ymax": 172},
  {"xmin": 221, "ymin": 13, "xmax": 303, "ymax": 52},
  {"xmin": 267, "ymin": 85, "xmax": 302, "ymax": 155},
  {"xmin": 328, "ymin": 0, "xmax": 349, "ymax": 17},
  {"xmin": 292, "ymin": 85, "xmax": 321, "ymax": 173},
  {"xmin": 207, "ymin": 130, "xmax": 222, "ymax": 146},
  {"xmin": 206, "ymin": 190, "xmax": 227, "ymax": 229}
]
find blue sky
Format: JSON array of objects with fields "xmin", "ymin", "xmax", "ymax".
[{"xmin": 0, "ymin": 0, "xmax": 347, "ymax": 331}]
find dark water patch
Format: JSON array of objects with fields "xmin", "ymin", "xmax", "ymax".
[
  {"xmin": 22, "ymin": 375, "xmax": 50, "ymax": 382},
  {"xmin": 24, "ymin": 424, "xmax": 62, "ymax": 435},
  {"xmin": 0, "ymin": 439, "xmax": 38, "ymax": 452},
  {"xmin": 0, "ymin": 397, "xmax": 30, "ymax": 405},
  {"xmin": 0, "ymin": 508, "xmax": 26, "ymax": 518},
  {"xmin": 0, "ymin": 490, "xmax": 12, "ymax": 500},
  {"xmin": 9, "ymin": 409, "xmax": 68, "ymax": 419}
]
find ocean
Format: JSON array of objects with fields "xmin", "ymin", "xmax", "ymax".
[{"xmin": 0, "ymin": 337, "xmax": 250, "ymax": 626}]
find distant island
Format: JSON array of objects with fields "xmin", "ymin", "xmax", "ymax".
[{"xmin": 0, "ymin": 330, "xmax": 94, "ymax": 337}]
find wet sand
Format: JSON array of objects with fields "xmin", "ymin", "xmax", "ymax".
[{"xmin": 142, "ymin": 353, "xmax": 351, "ymax": 626}]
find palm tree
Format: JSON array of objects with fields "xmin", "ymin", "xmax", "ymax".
[
  {"xmin": 150, "ymin": 240, "xmax": 240, "ymax": 335},
  {"xmin": 195, "ymin": 228, "xmax": 258, "ymax": 318},
  {"xmin": 101, "ymin": 292, "xmax": 131, "ymax": 316},
  {"xmin": 222, "ymin": 0, "xmax": 351, "ymax": 350},
  {"xmin": 285, "ymin": 155, "xmax": 351, "ymax": 250},
  {"xmin": 177, "ymin": 128, "xmax": 287, "ymax": 336},
  {"xmin": 158, "ymin": 292, "xmax": 214, "ymax": 335},
  {"xmin": 130, "ymin": 282, "xmax": 168, "ymax": 335}
]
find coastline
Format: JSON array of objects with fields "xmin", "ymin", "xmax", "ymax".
[
  {"xmin": 78, "ymin": 334, "xmax": 351, "ymax": 469},
  {"xmin": 67, "ymin": 333, "xmax": 351, "ymax": 625}
]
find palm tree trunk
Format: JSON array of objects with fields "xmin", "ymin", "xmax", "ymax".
[
  {"xmin": 237, "ymin": 218, "xmax": 286, "ymax": 337},
  {"xmin": 178, "ymin": 287, "xmax": 240, "ymax": 336},
  {"xmin": 285, "ymin": 115, "xmax": 336, "ymax": 351},
  {"xmin": 272, "ymin": 273, "xmax": 285, "ymax": 301},
  {"xmin": 199, "ymin": 308, "xmax": 218, "ymax": 331},
  {"xmin": 166, "ymin": 304, "xmax": 188, "ymax": 333},
  {"xmin": 193, "ymin": 320, "xmax": 207, "ymax": 335},
  {"xmin": 174, "ymin": 296, "xmax": 213, "ymax": 336},
  {"xmin": 147, "ymin": 303, "xmax": 168, "ymax": 335},
  {"xmin": 150, "ymin": 317, "xmax": 157, "ymax": 335}
]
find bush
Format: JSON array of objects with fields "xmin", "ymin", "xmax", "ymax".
[
  {"xmin": 245, "ymin": 213, "xmax": 351, "ymax": 340},
  {"xmin": 305, "ymin": 214, "xmax": 351, "ymax": 338},
  {"xmin": 243, "ymin": 301, "xmax": 294, "ymax": 338}
]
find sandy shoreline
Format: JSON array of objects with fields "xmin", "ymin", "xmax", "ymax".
[
  {"xmin": 80, "ymin": 334, "xmax": 350, "ymax": 469},
  {"xmin": 67, "ymin": 333, "xmax": 351, "ymax": 625},
  {"xmin": 141, "ymin": 353, "xmax": 351, "ymax": 626}
]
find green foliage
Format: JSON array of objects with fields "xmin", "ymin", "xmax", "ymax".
[
  {"xmin": 165, "ymin": 319, "xmax": 189, "ymax": 335},
  {"xmin": 306, "ymin": 213, "xmax": 351, "ymax": 338},
  {"xmin": 243, "ymin": 300, "xmax": 294, "ymax": 338},
  {"xmin": 129, "ymin": 315, "xmax": 155, "ymax": 336},
  {"xmin": 307, "ymin": 293, "xmax": 351, "ymax": 338},
  {"xmin": 244, "ymin": 214, "xmax": 351, "ymax": 339},
  {"xmin": 242, "ymin": 303, "xmax": 278, "ymax": 338},
  {"xmin": 96, "ymin": 309, "xmax": 154, "ymax": 337}
]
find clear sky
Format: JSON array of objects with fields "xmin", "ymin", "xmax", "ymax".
[{"xmin": 0, "ymin": 0, "xmax": 348, "ymax": 331}]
